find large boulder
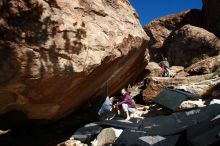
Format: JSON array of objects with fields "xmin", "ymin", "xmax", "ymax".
[
  {"xmin": 143, "ymin": 73, "xmax": 219, "ymax": 101},
  {"xmin": 144, "ymin": 9, "xmax": 202, "ymax": 61},
  {"xmin": 185, "ymin": 55, "xmax": 220, "ymax": 75},
  {"xmin": 176, "ymin": 77, "xmax": 220, "ymax": 97},
  {"xmin": 165, "ymin": 25, "xmax": 220, "ymax": 67},
  {"xmin": 203, "ymin": 0, "xmax": 220, "ymax": 37},
  {"xmin": 0, "ymin": 0, "xmax": 148, "ymax": 120}
]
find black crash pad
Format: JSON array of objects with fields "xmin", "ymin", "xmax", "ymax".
[
  {"xmin": 139, "ymin": 105, "xmax": 220, "ymax": 136},
  {"xmin": 173, "ymin": 104, "xmax": 220, "ymax": 123},
  {"xmin": 186, "ymin": 118, "xmax": 220, "ymax": 146},
  {"xmin": 139, "ymin": 114, "xmax": 195, "ymax": 136},
  {"xmin": 70, "ymin": 123, "xmax": 103, "ymax": 142},
  {"xmin": 113, "ymin": 129, "xmax": 180, "ymax": 146},
  {"xmin": 154, "ymin": 89, "xmax": 201, "ymax": 111},
  {"xmin": 99, "ymin": 117, "xmax": 143, "ymax": 130}
]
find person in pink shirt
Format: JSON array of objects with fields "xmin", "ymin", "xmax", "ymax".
[{"xmin": 115, "ymin": 88, "xmax": 136, "ymax": 120}]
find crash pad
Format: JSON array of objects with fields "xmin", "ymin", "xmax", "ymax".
[
  {"xmin": 70, "ymin": 123, "xmax": 103, "ymax": 142},
  {"xmin": 186, "ymin": 118, "xmax": 220, "ymax": 146},
  {"xmin": 154, "ymin": 89, "xmax": 201, "ymax": 111},
  {"xmin": 99, "ymin": 117, "xmax": 143, "ymax": 130},
  {"xmin": 139, "ymin": 114, "xmax": 194, "ymax": 136},
  {"xmin": 113, "ymin": 129, "xmax": 180, "ymax": 146},
  {"xmin": 139, "ymin": 105, "xmax": 220, "ymax": 136},
  {"xmin": 173, "ymin": 104, "xmax": 220, "ymax": 123}
]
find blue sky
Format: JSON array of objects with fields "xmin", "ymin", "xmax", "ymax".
[{"xmin": 129, "ymin": 0, "xmax": 202, "ymax": 26}]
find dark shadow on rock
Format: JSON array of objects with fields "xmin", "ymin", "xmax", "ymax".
[
  {"xmin": 0, "ymin": 103, "xmax": 99, "ymax": 146},
  {"xmin": 63, "ymin": 28, "xmax": 87, "ymax": 55},
  {"xmin": 0, "ymin": 45, "xmax": 15, "ymax": 84},
  {"xmin": 0, "ymin": 110, "xmax": 29, "ymax": 130}
]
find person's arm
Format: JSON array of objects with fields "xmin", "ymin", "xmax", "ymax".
[
  {"xmin": 115, "ymin": 94, "xmax": 130, "ymax": 108},
  {"xmin": 115, "ymin": 100, "xmax": 125, "ymax": 108}
]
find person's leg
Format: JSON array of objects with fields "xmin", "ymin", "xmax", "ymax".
[
  {"xmin": 128, "ymin": 108, "xmax": 136, "ymax": 118},
  {"xmin": 165, "ymin": 67, "xmax": 169, "ymax": 77},
  {"xmin": 122, "ymin": 104, "xmax": 130, "ymax": 120}
]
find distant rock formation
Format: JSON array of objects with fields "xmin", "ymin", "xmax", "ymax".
[
  {"xmin": 144, "ymin": 0, "xmax": 220, "ymax": 67},
  {"xmin": 165, "ymin": 25, "xmax": 220, "ymax": 66},
  {"xmin": 142, "ymin": 0, "xmax": 220, "ymax": 102},
  {"xmin": 0, "ymin": 0, "xmax": 148, "ymax": 120},
  {"xmin": 144, "ymin": 9, "xmax": 202, "ymax": 61}
]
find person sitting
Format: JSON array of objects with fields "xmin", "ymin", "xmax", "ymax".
[
  {"xmin": 161, "ymin": 65, "xmax": 169, "ymax": 77},
  {"xmin": 114, "ymin": 88, "xmax": 136, "ymax": 120},
  {"xmin": 159, "ymin": 59, "xmax": 175, "ymax": 77},
  {"xmin": 98, "ymin": 96, "xmax": 115, "ymax": 120}
]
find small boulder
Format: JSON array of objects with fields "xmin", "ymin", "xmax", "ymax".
[
  {"xmin": 0, "ymin": 129, "xmax": 10, "ymax": 136},
  {"xmin": 92, "ymin": 128, "xmax": 123, "ymax": 146},
  {"xmin": 57, "ymin": 139, "xmax": 87, "ymax": 146},
  {"xmin": 179, "ymin": 99, "xmax": 205, "ymax": 110}
]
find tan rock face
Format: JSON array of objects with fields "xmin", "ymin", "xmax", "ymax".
[
  {"xmin": 165, "ymin": 25, "xmax": 220, "ymax": 67},
  {"xmin": 203, "ymin": 0, "xmax": 220, "ymax": 37},
  {"xmin": 143, "ymin": 73, "xmax": 218, "ymax": 101},
  {"xmin": 0, "ymin": 0, "xmax": 148, "ymax": 120},
  {"xmin": 144, "ymin": 9, "xmax": 202, "ymax": 61},
  {"xmin": 144, "ymin": 4, "xmax": 220, "ymax": 65},
  {"xmin": 185, "ymin": 55, "xmax": 220, "ymax": 75},
  {"xmin": 176, "ymin": 77, "xmax": 220, "ymax": 97},
  {"xmin": 169, "ymin": 66, "xmax": 185, "ymax": 76}
]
